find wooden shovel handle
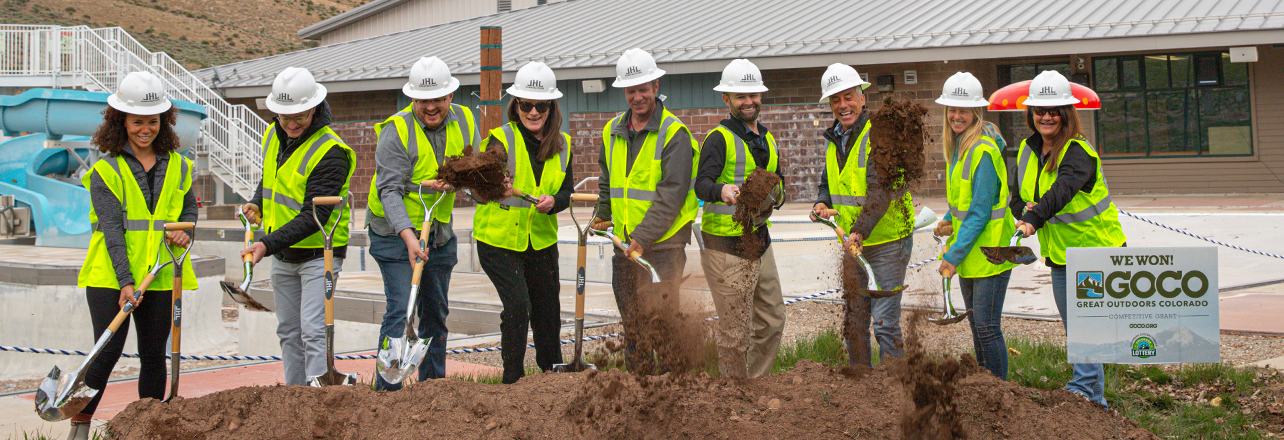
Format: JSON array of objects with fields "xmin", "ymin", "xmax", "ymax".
[
  {"xmin": 821, "ymin": 209, "xmax": 840, "ymax": 217},
  {"xmin": 571, "ymin": 193, "xmax": 598, "ymax": 202},
  {"xmin": 313, "ymin": 196, "xmax": 343, "ymax": 206},
  {"xmin": 164, "ymin": 222, "xmax": 195, "ymax": 231}
]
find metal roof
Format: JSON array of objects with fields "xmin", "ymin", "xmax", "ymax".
[{"xmin": 199, "ymin": 0, "xmax": 1284, "ymax": 97}]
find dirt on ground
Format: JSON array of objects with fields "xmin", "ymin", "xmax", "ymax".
[
  {"xmin": 108, "ymin": 357, "xmax": 1158, "ymax": 440},
  {"xmin": 438, "ymin": 146, "xmax": 509, "ymax": 202}
]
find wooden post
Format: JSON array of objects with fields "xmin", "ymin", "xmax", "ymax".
[{"xmin": 480, "ymin": 26, "xmax": 503, "ymax": 138}]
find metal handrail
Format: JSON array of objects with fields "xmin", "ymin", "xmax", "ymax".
[{"xmin": 0, "ymin": 25, "xmax": 266, "ymax": 199}]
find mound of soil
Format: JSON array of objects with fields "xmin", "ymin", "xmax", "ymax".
[
  {"xmin": 110, "ymin": 363, "xmax": 1157, "ymax": 439},
  {"xmin": 732, "ymin": 168, "xmax": 782, "ymax": 259},
  {"xmin": 438, "ymin": 146, "xmax": 509, "ymax": 201}
]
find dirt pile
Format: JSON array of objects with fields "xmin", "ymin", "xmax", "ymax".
[
  {"xmin": 108, "ymin": 358, "xmax": 1157, "ymax": 439},
  {"xmin": 438, "ymin": 146, "xmax": 509, "ymax": 201},
  {"xmin": 732, "ymin": 168, "xmax": 781, "ymax": 259}
]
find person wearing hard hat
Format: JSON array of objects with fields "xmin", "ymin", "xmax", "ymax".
[
  {"xmin": 931, "ymin": 72, "xmax": 1016, "ymax": 380},
  {"xmin": 1010, "ymin": 70, "xmax": 1126, "ymax": 408},
  {"xmin": 591, "ymin": 48, "xmax": 699, "ymax": 375},
  {"xmin": 239, "ymin": 67, "xmax": 356, "ymax": 386},
  {"xmin": 694, "ymin": 59, "xmax": 785, "ymax": 379},
  {"xmin": 473, "ymin": 61, "xmax": 574, "ymax": 384},
  {"xmin": 810, "ymin": 63, "xmax": 914, "ymax": 367},
  {"xmin": 71, "ymin": 71, "xmax": 196, "ymax": 440},
  {"xmin": 366, "ymin": 56, "xmax": 478, "ymax": 390}
]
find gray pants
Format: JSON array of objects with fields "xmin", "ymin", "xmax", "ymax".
[
  {"xmin": 845, "ymin": 235, "xmax": 912, "ymax": 366},
  {"xmin": 272, "ymin": 256, "xmax": 342, "ymax": 385}
]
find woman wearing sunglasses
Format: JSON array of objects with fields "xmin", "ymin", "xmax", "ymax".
[
  {"xmin": 473, "ymin": 61, "xmax": 574, "ymax": 384},
  {"xmin": 1009, "ymin": 70, "xmax": 1126, "ymax": 408},
  {"xmin": 931, "ymin": 72, "xmax": 1016, "ymax": 381}
]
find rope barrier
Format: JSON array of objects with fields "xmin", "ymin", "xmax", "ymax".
[{"xmin": 1118, "ymin": 210, "xmax": 1284, "ymax": 260}]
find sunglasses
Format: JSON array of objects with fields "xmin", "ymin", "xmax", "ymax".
[
  {"xmin": 1031, "ymin": 106, "xmax": 1068, "ymax": 117},
  {"xmin": 517, "ymin": 100, "xmax": 552, "ymax": 114},
  {"xmin": 278, "ymin": 110, "xmax": 313, "ymax": 125}
]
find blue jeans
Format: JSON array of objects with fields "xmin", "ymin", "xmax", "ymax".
[
  {"xmin": 1052, "ymin": 266, "xmax": 1108, "ymax": 408},
  {"xmin": 959, "ymin": 270, "xmax": 1011, "ymax": 380},
  {"xmin": 369, "ymin": 230, "xmax": 458, "ymax": 391},
  {"xmin": 845, "ymin": 235, "xmax": 912, "ymax": 366}
]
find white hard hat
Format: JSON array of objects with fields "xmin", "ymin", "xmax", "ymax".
[
  {"xmin": 712, "ymin": 59, "xmax": 768, "ymax": 93},
  {"xmin": 403, "ymin": 56, "xmax": 460, "ymax": 100},
  {"xmin": 107, "ymin": 71, "xmax": 172, "ymax": 115},
  {"xmin": 612, "ymin": 48, "xmax": 666, "ymax": 88},
  {"xmin": 818, "ymin": 63, "xmax": 870, "ymax": 103},
  {"xmin": 935, "ymin": 72, "xmax": 988, "ymax": 108},
  {"xmin": 507, "ymin": 62, "xmax": 562, "ymax": 100},
  {"xmin": 266, "ymin": 67, "xmax": 327, "ymax": 114},
  {"xmin": 1023, "ymin": 70, "xmax": 1079, "ymax": 107}
]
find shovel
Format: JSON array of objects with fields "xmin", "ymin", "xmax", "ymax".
[
  {"xmin": 306, "ymin": 196, "xmax": 358, "ymax": 387},
  {"xmin": 589, "ymin": 223, "xmax": 662, "ymax": 283},
  {"xmin": 929, "ymin": 235, "xmax": 972, "ymax": 325},
  {"xmin": 162, "ymin": 223, "xmax": 197, "ymax": 402},
  {"xmin": 509, "ymin": 188, "xmax": 542, "ymax": 206},
  {"xmin": 811, "ymin": 209, "xmax": 903, "ymax": 298},
  {"xmin": 554, "ymin": 193, "xmax": 601, "ymax": 373},
  {"xmin": 376, "ymin": 181, "xmax": 446, "ymax": 385},
  {"xmin": 219, "ymin": 206, "xmax": 271, "ymax": 312},
  {"xmin": 980, "ymin": 230, "xmax": 1038, "ymax": 265},
  {"xmin": 35, "ymin": 222, "xmax": 195, "ymax": 421}
]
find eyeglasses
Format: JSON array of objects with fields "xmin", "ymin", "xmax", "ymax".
[
  {"xmin": 278, "ymin": 110, "xmax": 313, "ymax": 125},
  {"xmin": 413, "ymin": 97, "xmax": 450, "ymax": 107},
  {"xmin": 517, "ymin": 100, "xmax": 551, "ymax": 114},
  {"xmin": 1031, "ymin": 106, "xmax": 1068, "ymax": 117}
]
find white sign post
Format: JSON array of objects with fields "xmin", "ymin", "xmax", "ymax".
[{"xmin": 1066, "ymin": 247, "xmax": 1219, "ymax": 364}]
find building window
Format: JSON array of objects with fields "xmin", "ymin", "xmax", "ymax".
[{"xmin": 1093, "ymin": 51, "xmax": 1251, "ymax": 158}]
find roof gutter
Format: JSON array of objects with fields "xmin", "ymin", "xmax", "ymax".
[{"xmin": 298, "ymin": 0, "xmax": 413, "ymax": 40}]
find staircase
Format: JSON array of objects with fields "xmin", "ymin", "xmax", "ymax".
[{"xmin": 0, "ymin": 24, "xmax": 265, "ymax": 200}]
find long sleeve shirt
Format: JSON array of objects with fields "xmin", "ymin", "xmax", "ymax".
[
  {"xmin": 365, "ymin": 109, "xmax": 471, "ymax": 248},
  {"xmin": 1007, "ymin": 135, "xmax": 1100, "ymax": 267},
  {"xmin": 88, "ymin": 147, "xmax": 197, "ymax": 288},
  {"xmin": 593, "ymin": 100, "xmax": 695, "ymax": 250},
  {"xmin": 479, "ymin": 122, "xmax": 575, "ymax": 214},
  {"xmin": 248, "ymin": 101, "xmax": 352, "ymax": 263},
  {"xmin": 694, "ymin": 116, "xmax": 784, "ymax": 257}
]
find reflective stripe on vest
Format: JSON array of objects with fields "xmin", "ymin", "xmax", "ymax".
[
  {"xmin": 1015, "ymin": 138, "xmax": 1127, "ymax": 265},
  {"xmin": 603, "ymin": 110, "xmax": 698, "ymax": 242},
  {"xmin": 824, "ymin": 120, "xmax": 912, "ymax": 246},
  {"xmin": 700, "ymin": 126, "xmax": 779, "ymax": 236},
  {"xmin": 366, "ymin": 104, "xmax": 475, "ymax": 226},
  {"xmin": 262, "ymin": 126, "xmax": 354, "ymax": 248}
]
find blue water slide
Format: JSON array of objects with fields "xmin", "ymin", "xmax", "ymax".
[{"xmin": 0, "ymin": 89, "xmax": 207, "ymax": 247}]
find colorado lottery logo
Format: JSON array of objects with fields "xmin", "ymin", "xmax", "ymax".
[
  {"xmin": 1131, "ymin": 334, "xmax": 1157, "ymax": 359},
  {"xmin": 1076, "ymin": 271, "xmax": 1104, "ymax": 299}
]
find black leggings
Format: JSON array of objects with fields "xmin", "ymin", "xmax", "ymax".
[{"xmin": 80, "ymin": 286, "xmax": 172, "ymax": 417}]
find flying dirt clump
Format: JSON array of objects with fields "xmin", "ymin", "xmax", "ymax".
[
  {"xmin": 890, "ymin": 311, "xmax": 982, "ymax": 439},
  {"xmin": 732, "ymin": 168, "xmax": 781, "ymax": 260},
  {"xmin": 868, "ymin": 96, "xmax": 928, "ymax": 194},
  {"xmin": 438, "ymin": 146, "xmax": 509, "ymax": 201}
]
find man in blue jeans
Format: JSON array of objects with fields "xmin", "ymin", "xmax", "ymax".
[{"xmin": 365, "ymin": 56, "xmax": 478, "ymax": 390}]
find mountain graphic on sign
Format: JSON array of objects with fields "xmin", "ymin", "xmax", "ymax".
[{"xmin": 1077, "ymin": 276, "xmax": 1103, "ymax": 291}]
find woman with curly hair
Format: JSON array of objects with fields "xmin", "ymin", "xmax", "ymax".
[{"xmin": 69, "ymin": 71, "xmax": 197, "ymax": 440}]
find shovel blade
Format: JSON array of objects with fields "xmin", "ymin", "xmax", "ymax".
[
  {"xmin": 551, "ymin": 360, "xmax": 597, "ymax": 373},
  {"xmin": 980, "ymin": 246, "xmax": 1038, "ymax": 265},
  {"xmin": 34, "ymin": 366, "xmax": 99, "ymax": 422},
  {"xmin": 376, "ymin": 336, "xmax": 431, "ymax": 385},
  {"xmin": 861, "ymin": 285, "xmax": 905, "ymax": 299},
  {"xmin": 307, "ymin": 370, "xmax": 358, "ymax": 387},
  {"xmin": 219, "ymin": 281, "xmax": 272, "ymax": 312},
  {"xmin": 930, "ymin": 308, "xmax": 973, "ymax": 326}
]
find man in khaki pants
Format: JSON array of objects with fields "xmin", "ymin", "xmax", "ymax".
[{"xmin": 694, "ymin": 59, "xmax": 785, "ymax": 378}]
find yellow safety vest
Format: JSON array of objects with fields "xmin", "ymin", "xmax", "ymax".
[
  {"xmin": 367, "ymin": 104, "xmax": 478, "ymax": 227},
  {"xmin": 823, "ymin": 120, "xmax": 913, "ymax": 246},
  {"xmin": 473, "ymin": 122, "xmax": 571, "ymax": 251},
  {"xmin": 1015, "ymin": 137, "xmax": 1127, "ymax": 265},
  {"xmin": 945, "ymin": 136, "xmax": 1016, "ymax": 278},
  {"xmin": 700, "ymin": 126, "xmax": 779, "ymax": 237},
  {"xmin": 78, "ymin": 153, "xmax": 197, "ymax": 290},
  {"xmin": 601, "ymin": 109, "xmax": 699, "ymax": 243},
  {"xmin": 261, "ymin": 125, "xmax": 355, "ymax": 248}
]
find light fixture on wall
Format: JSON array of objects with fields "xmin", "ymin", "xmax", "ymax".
[
  {"xmin": 582, "ymin": 79, "xmax": 605, "ymax": 93},
  {"xmin": 876, "ymin": 75, "xmax": 894, "ymax": 92}
]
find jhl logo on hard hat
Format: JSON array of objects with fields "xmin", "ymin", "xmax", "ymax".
[
  {"xmin": 1038, "ymin": 85, "xmax": 1056, "ymax": 96},
  {"xmin": 527, "ymin": 79, "xmax": 543, "ymax": 89},
  {"xmin": 142, "ymin": 92, "xmax": 161, "ymax": 103},
  {"xmin": 625, "ymin": 66, "xmax": 642, "ymax": 76},
  {"xmin": 1131, "ymin": 334, "xmax": 1157, "ymax": 359},
  {"xmin": 277, "ymin": 92, "xmax": 293, "ymax": 103},
  {"xmin": 741, "ymin": 73, "xmax": 757, "ymax": 83},
  {"xmin": 950, "ymin": 87, "xmax": 968, "ymax": 97},
  {"xmin": 420, "ymin": 78, "xmax": 437, "ymax": 87},
  {"xmin": 825, "ymin": 75, "xmax": 842, "ymax": 88}
]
